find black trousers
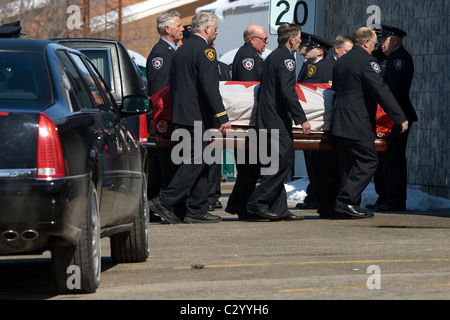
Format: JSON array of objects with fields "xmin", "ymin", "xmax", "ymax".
[
  {"xmin": 159, "ymin": 126, "xmax": 209, "ymax": 216},
  {"xmin": 207, "ymin": 163, "xmax": 222, "ymax": 206},
  {"xmin": 374, "ymin": 124, "xmax": 411, "ymax": 207},
  {"xmin": 311, "ymin": 151, "xmax": 340, "ymax": 215},
  {"xmin": 227, "ymin": 147, "xmax": 261, "ymax": 215},
  {"xmin": 335, "ymin": 137, "xmax": 378, "ymax": 207},
  {"xmin": 303, "ymin": 150, "xmax": 317, "ymax": 204},
  {"xmin": 247, "ymin": 133, "xmax": 293, "ymax": 218}
]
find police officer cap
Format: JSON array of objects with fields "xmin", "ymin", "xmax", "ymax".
[
  {"xmin": 0, "ymin": 21, "xmax": 26, "ymax": 38},
  {"xmin": 300, "ymin": 32, "xmax": 312, "ymax": 46},
  {"xmin": 379, "ymin": 25, "xmax": 407, "ymax": 38},
  {"xmin": 305, "ymin": 34, "xmax": 333, "ymax": 50}
]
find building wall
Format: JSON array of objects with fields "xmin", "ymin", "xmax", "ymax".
[{"xmin": 322, "ymin": 0, "xmax": 449, "ymax": 199}]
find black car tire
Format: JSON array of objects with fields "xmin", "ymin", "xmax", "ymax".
[
  {"xmin": 110, "ymin": 173, "xmax": 149, "ymax": 263},
  {"xmin": 51, "ymin": 180, "xmax": 101, "ymax": 294}
]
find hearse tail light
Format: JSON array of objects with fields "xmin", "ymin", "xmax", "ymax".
[{"xmin": 36, "ymin": 113, "xmax": 65, "ymax": 179}]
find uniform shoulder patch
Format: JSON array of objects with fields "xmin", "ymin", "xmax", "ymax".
[
  {"xmin": 152, "ymin": 57, "xmax": 163, "ymax": 70},
  {"xmin": 284, "ymin": 59, "xmax": 295, "ymax": 72},
  {"xmin": 242, "ymin": 58, "xmax": 254, "ymax": 70},
  {"xmin": 204, "ymin": 48, "xmax": 216, "ymax": 61},
  {"xmin": 394, "ymin": 59, "xmax": 405, "ymax": 70},
  {"xmin": 307, "ymin": 65, "xmax": 317, "ymax": 77},
  {"xmin": 370, "ymin": 61, "xmax": 381, "ymax": 73}
]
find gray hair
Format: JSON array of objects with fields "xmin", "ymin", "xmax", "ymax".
[
  {"xmin": 334, "ymin": 35, "xmax": 353, "ymax": 48},
  {"xmin": 156, "ymin": 11, "xmax": 181, "ymax": 35},
  {"xmin": 352, "ymin": 27, "xmax": 375, "ymax": 46},
  {"xmin": 191, "ymin": 12, "xmax": 216, "ymax": 34}
]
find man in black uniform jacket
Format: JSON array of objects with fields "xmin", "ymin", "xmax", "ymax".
[
  {"xmin": 298, "ymin": 34, "xmax": 334, "ymax": 83},
  {"xmin": 145, "ymin": 11, "xmax": 185, "ymax": 220},
  {"xmin": 226, "ymin": 24, "xmax": 268, "ymax": 220},
  {"xmin": 331, "ymin": 27, "xmax": 409, "ymax": 219},
  {"xmin": 149, "ymin": 12, "xmax": 231, "ymax": 224},
  {"xmin": 296, "ymin": 34, "xmax": 334, "ymax": 213},
  {"xmin": 246, "ymin": 23, "xmax": 311, "ymax": 221},
  {"xmin": 369, "ymin": 25, "xmax": 418, "ymax": 212},
  {"xmin": 146, "ymin": 11, "xmax": 184, "ymax": 96}
]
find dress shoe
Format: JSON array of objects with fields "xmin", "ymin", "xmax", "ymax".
[
  {"xmin": 319, "ymin": 210, "xmax": 351, "ymax": 220},
  {"xmin": 334, "ymin": 203, "xmax": 374, "ymax": 219},
  {"xmin": 214, "ymin": 200, "xmax": 223, "ymax": 209},
  {"xmin": 247, "ymin": 208, "xmax": 280, "ymax": 220},
  {"xmin": 207, "ymin": 204, "xmax": 215, "ymax": 211},
  {"xmin": 184, "ymin": 212, "xmax": 222, "ymax": 224},
  {"xmin": 148, "ymin": 197, "xmax": 180, "ymax": 224},
  {"xmin": 238, "ymin": 211, "xmax": 268, "ymax": 221},
  {"xmin": 295, "ymin": 201, "xmax": 318, "ymax": 210},
  {"xmin": 280, "ymin": 213, "xmax": 304, "ymax": 221},
  {"xmin": 375, "ymin": 203, "xmax": 406, "ymax": 212}
]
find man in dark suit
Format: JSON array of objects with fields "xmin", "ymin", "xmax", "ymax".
[
  {"xmin": 369, "ymin": 25, "xmax": 418, "ymax": 212},
  {"xmin": 149, "ymin": 12, "xmax": 231, "ymax": 224},
  {"xmin": 226, "ymin": 24, "xmax": 268, "ymax": 220},
  {"xmin": 246, "ymin": 23, "xmax": 311, "ymax": 221},
  {"xmin": 145, "ymin": 11, "xmax": 184, "ymax": 221},
  {"xmin": 331, "ymin": 27, "xmax": 409, "ymax": 219}
]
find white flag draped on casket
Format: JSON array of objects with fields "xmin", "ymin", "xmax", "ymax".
[
  {"xmin": 219, "ymin": 81, "xmax": 334, "ymax": 131},
  {"xmin": 150, "ymin": 81, "xmax": 392, "ymax": 137}
]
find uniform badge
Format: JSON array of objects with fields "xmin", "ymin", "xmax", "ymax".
[
  {"xmin": 370, "ymin": 61, "xmax": 381, "ymax": 73},
  {"xmin": 157, "ymin": 119, "xmax": 168, "ymax": 133},
  {"xmin": 204, "ymin": 48, "xmax": 215, "ymax": 61},
  {"xmin": 284, "ymin": 59, "xmax": 295, "ymax": 72},
  {"xmin": 242, "ymin": 58, "xmax": 254, "ymax": 70},
  {"xmin": 394, "ymin": 59, "xmax": 405, "ymax": 70},
  {"xmin": 152, "ymin": 57, "xmax": 163, "ymax": 70},
  {"xmin": 307, "ymin": 65, "xmax": 317, "ymax": 77}
]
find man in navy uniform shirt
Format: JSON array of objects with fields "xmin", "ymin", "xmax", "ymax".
[
  {"xmin": 146, "ymin": 11, "xmax": 184, "ymax": 96},
  {"xmin": 145, "ymin": 11, "xmax": 185, "ymax": 221},
  {"xmin": 231, "ymin": 24, "xmax": 268, "ymax": 81},
  {"xmin": 226, "ymin": 24, "xmax": 268, "ymax": 220}
]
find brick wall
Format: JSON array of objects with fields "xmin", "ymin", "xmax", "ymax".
[{"xmin": 323, "ymin": 0, "xmax": 449, "ymax": 199}]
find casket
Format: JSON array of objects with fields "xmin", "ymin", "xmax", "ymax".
[{"xmin": 146, "ymin": 81, "xmax": 391, "ymax": 152}]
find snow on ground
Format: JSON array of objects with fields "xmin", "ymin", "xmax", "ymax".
[{"xmin": 285, "ymin": 178, "xmax": 450, "ymax": 212}]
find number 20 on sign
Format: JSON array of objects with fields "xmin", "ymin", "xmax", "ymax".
[{"xmin": 269, "ymin": 0, "xmax": 316, "ymax": 34}]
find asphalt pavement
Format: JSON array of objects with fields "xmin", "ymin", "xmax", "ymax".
[{"xmin": 1, "ymin": 180, "xmax": 449, "ymax": 306}]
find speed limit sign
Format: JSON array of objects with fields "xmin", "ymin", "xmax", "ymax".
[{"xmin": 269, "ymin": 0, "xmax": 316, "ymax": 34}]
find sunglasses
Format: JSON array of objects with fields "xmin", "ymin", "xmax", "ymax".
[{"xmin": 253, "ymin": 36, "xmax": 268, "ymax": 42}]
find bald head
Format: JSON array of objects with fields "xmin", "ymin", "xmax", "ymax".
[{"xmin": 243, "ymin": 24, "xmax": 268, "ymax": 55}]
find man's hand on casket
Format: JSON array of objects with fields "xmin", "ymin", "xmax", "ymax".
[
  {"xmin": 219, "ymin": 121, "xmax": 232, "ymax": 133},
  {"xmin": 301, "ymin": 121, "xmax": 311, "ymax": 134}
]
